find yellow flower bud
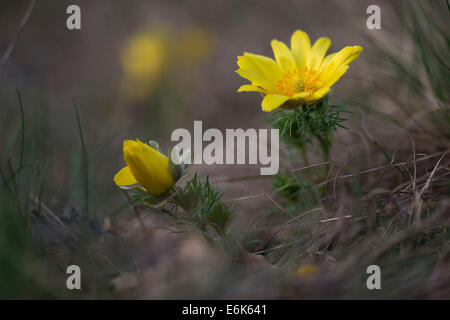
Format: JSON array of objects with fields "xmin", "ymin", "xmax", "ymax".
[{"xmin": 114, "ymin": 139, "xmax": 174, "ymax": 196}]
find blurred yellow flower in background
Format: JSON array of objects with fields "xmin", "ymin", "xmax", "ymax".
[
  {"xmin": 296, "ymin": 264, "xmax": 319, "ymax": 278},
  {"xmin": 120, "ymin": 24, "xmax": 214, "ymax": 101},
  {"xmin": 120, "ymin": 26, "xmax": 171, "ymax": 100},
  {"xmin": 121, "ymin": 32, "xmax": 167, "ymax": 81},
  {"xmin": 114, "ymin": 139, "xmax": 174, "ymax": 196},
  {"xmin": 236, "ymin": 29, "xmax": 363, "ymax": 112}
]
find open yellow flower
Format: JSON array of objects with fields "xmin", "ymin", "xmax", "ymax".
[
  {"xmin": 236, "ymin": 29, "xmax": 363, "ymax": 112},
  {"xmin": 114, "ymin": 139, "xmax": 174, "ymax": 196}
]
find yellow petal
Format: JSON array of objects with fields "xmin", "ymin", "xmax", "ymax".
[
  {"xmin": 320, "ymin": 46, "xmax": 362, "ymax": 79},
  {"xmin": 237, "ymin": 84, "xmax": 267, "ymax": 93},
  {"xmin": 311, "ymin": 86, "xmax": 330, "ymax": 100},
  {"xmin": 307, "ymin": 37, "xmax": 331, "ymax": 71},
  {"xmin": 261, "ymin": 94, "xmax": 290, "ymax": 112},
  {"xmin": 323, "ymin": 65, "xmax": 349, "ymax": 88},
  {"xmin": 271, "ymin": 39, "xmax": 297, "ymax": 72},
  {"xmin": 236, "ymin": 53, "xmax": 281, "ymax": 92},
  {"xmin": 123, "ymin": 139, "xmax": 174, "ymax": 196},
  {"xmin": 340, "ymin": 45, "xmax": 363, "ymax": 65},
  {"xmin": 291, "ymin": 92, "xmax": 311, "ymax": 100},
  {"xmin": 319, "ymin": 52, "xmax": 338, "ymax": 73},
  {"xmin": 290, "ymin": 30, "xmax": 311, "ymax": 69},
  {"xmin": 114, "ymin": 166, "xmax": 137, "ymax": 187},
  {"xmin": 285, "ymin": 92, "xmax": 312, "ymax": 106}
]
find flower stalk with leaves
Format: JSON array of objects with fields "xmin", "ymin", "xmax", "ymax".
[{"xmin": 113, "ymin": 139, "xmax": 233, "ymax": 243}]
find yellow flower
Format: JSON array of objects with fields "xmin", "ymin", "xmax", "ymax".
[
  {"xmin": 114, "ymin": 139, "xmax": 174, "ymax": 196},
  {"xmin": 236, "ymin": 29, "xmax": 363, "ymax": 112},
  {"xmin": 119, "ymin": 26, "xmax": 171, "ymax": 100},
  {"xmin": 121, "ymin": 32, "xmax": 167, "ymax": 81},
  {"xmin": 296, "ymin": 264, "xmax": 319, "ymax": 278}
]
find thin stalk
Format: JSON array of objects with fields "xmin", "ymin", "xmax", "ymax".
[
  {"xmin": 16, "ymin": 90, "xmax": 25, "ymax": 185},
  {"xmin": 73, "ymin": 99, "xmax": 89, "ymax": 222},
  {"xmin": 315, "ymin": 133, "xmax": 331, "ymax": 196}
]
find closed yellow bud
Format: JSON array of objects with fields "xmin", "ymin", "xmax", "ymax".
[{"xmin": 114, "ymin": 139, "xmax": 174, "ymax": 196}]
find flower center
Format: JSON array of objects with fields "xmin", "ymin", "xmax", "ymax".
[{"xmin": 276, "ymin": 67, "xmax": 322, "ymax": 97}]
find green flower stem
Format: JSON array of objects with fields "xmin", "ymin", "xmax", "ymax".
[
  {"xmin": 299, "ymin": 144, "xmax": 313, "ymax": 181},
  {"xmin": 315, "ymin": 133, "xmax": 331, "ymax": 175},
  {"xmin": 122, "ymin": 190, "xmax": 145, "ymax": 230},
  {"xmin": 314, "ymin": 133, "xmax": 331, "ymax": 195},
  {"xmin": 269, "ymin": 96, "xmax": 347, "ymax": 198}
]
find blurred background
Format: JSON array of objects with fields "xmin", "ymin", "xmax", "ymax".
[
  {"xmin": 0, "ymin": 0, "xmax": 448, "ymax": 299},
  {"xmin": 0, "ymin": 0, "xmax": 392, "ymax": 219}
]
